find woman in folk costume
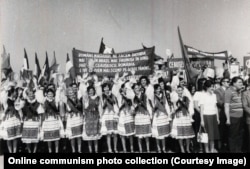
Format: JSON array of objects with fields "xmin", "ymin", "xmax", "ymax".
[
  {"xmin": 158, "ymin": 78, "xmax": 174, "ymax": 113},
  {"xmin": 139, "ymin": 76, "xmax": 154, "ymax": 111},
  {"xmin": 22, "ymin": 81, "xmax": 42, "ymax": 153},
  {"xmin": 1, "ymin": 82, "xmax": 22, "ymax": 153},
  {"xmin": 14, "ymin": 82, "xmax": 26, "ymax": 153},
  {"xmin": 55, "ymin": 76, "xmax": 68, "ymax": 151},
  {"xmin": 100, "ymin": 83, "xmax": 119, "ymax": 153},
  {"xmin": 117, "ymin": 82, "xmax": 135, "ymax": 153},
  {"xmin": 152, "ymin": 84, "xmax": 171, "ymax": 153},
  {"xmin": 82, "ymin": 85, "xmax": 102, "ymax": 153},
  {"xmin": 41, "ymin": 88, "xmax": 64, "ymax": 153},
  {"xmin": 65, "ymin": 87, "xmax": 83, "ymax": 153},
  {"xmin": 171, "ymin": 86, "xmax": 195, "ymax": 153},
  {"xmin": 67, "ymin": 84, "xmax": 84, "ymax": 151},
  {"xmin": 132, "ymin": 82, "xmax": 152, "ymax": 153}
]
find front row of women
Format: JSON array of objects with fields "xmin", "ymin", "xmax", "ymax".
[{"xmin": 1, "ymin": 82, "xmax": 195, "ymax": 153}]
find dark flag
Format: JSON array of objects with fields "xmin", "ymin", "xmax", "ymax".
[
  {"xmin": 99, "ymin": 38, "xmax": 115, "ymax": 54},
  {"xmin": 177, "ymin": 27, "xmax": 199, "ymax": 85},
  {"xmin": 142, "ymin": 44, "xmax": 162, "ymax": 61},
  {"xmin": 44, "ymin": 52, "xmax": 50, "ymax": 80},
  {"xmin": 99, "ymin": 38, "xmax": 105, "ymax": 53},
  {"xmin": 34, "ymin": 52, "xmax": 41, "ymax": 79}
]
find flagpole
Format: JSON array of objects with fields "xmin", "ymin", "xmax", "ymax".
[{"xmin": 177, "ymin": 27, "xmax": 191, "ymax": 84}]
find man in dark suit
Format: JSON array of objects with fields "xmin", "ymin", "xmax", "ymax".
[
  {"xmin": 214, "ymin": 77, "xmax": 230, "ymax": 152},
  {"xmin": 242, "ymin": 83, "xmax": 250, "ymax": 152}
]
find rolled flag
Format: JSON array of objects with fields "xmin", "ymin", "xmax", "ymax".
[
  {"xmin": 23, "ymin": 48, "xmax": 29, "ymax": 69},
  {"xmin": 34, "ymin": 52, "xmax": 41, "ymax": 80}
]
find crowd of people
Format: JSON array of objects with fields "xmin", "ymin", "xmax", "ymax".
[{"xmin": 0, "ymin": 69, "xmax": 249, "ymax": 153}]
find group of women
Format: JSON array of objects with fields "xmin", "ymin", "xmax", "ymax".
[{"xmin": 0, "ymin": 72, "xmax": 214, "ymax": 153}]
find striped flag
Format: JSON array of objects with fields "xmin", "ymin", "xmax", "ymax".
[
  {"xmin": 99, "ymin": 38, "xmax": 115, "ymax": 54},
  {"xmin": 49, "ymin": 51, "xmax": 59, "ymax": 84},
  {"xmin": 50, "ymin": 51, "xmax": 59, "ymax": 74},
  {"xmin": 38, "ymin": 52, "xmax": 50, "ymax": 84},
  {"xmin": 64, "ymin": 53, "xmax": 76, "ymax": 87},
  {"xmin": 21, "ymin": 48, "xmax": 31, "ymax": 80}
]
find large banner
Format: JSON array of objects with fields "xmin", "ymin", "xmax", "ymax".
[
  {"xmin": 72, "ymin": 48, "xmax": 155, "ymax": 77},
  {"xmin": 185, "ymin": 45, "xmax": 228, "ymax": 60},
  {"xmin": 168, "ymin": 58, "xmax": 213, "ymax": 70}
]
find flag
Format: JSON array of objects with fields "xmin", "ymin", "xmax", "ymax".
[
  {"xmin": 142, "ymin": 44, "xmax": 162, "ymax": 61},
  {"xmin": 99, "ymin": 38, "xmax": 105, "ymax": 53},
  {"xmin": 21, "ymin": 48, "xmax": 31, "ymax": 80},
  {"xmin": 1, "ymin": 46, "xmax": 13, "ymax": 81},
  {"xmin": 34, "ymin": 52, "xmax": 41, "ymax": 79},
  {"xmin": 49, "ymin": 51, "xmax": 59, "ymax": 84},
  {"xmin": 1, "ymin": 53, "xmax": 13, "ymax": 81},
  {"xmin": 50, "ymin": 51, "xmax": 59, "ymax": 74},
  {"xmin": 38, "ymin": 52, "xmax": 50, "ymax": 84},
  {"xmin": 177, "ymin": 27, "xmax": 199, "ymax": 85},
  {"xmin": 99, "ymin": 38, "xmax": 115, "ymax": 54},
  {"xmin": 23, "ymin": 49, "xmax": 29, "ymax": 69},
  {"xmin": 1, "ymin": 45, "xmax": 7, "ymax": 60},
  {"xmin": 65, "ymin": 53, "xmax": 76, "ymax": 87}
]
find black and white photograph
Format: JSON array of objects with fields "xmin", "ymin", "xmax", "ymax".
[{"xmin": 1, "ymin": 0, "xmax": 250, "ymax": 163}]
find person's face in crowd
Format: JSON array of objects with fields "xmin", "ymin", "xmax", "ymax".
[
  {"xmin": 140, "ymin": 78, "xmax": 147, "ymax": 87},
  {"xmin": 207, "ymin": 85, "xmax": 214, "ymax": 94},
  {"xmin": 88, "ymin": 88, "xmax": 95, "ymax": 97},
  {"xmin": 246, "ymin": 85, "xmax": 250, "ymax": 91},
  {"xmin": 176, "ymin": 87, "xmax": 183, "ymax": 98},
  {"xmin": 47, "ymin": 91, "xmax": 54, "ymax": 101},
  {"xmin": 103, "ymin": 86, "xmax": 110, "ymax": 95},
  {"xmin": 234, "ymin": 79, "xmax": 243, "ymax": 91},
  {"xmin": 159, "ymin": 82, "xmax": 165, "ymax": 90},
  {"xmin": 222, "ymin": 79, "xmax": 230, "ymax": 88},
  {"xmin": 155, "ymin": 86, "xmax": 161, "ymax": 95},
  {"xmin": 133, "ymin": 85, "xmax": 141, "ymax": 95},
  {"xmin": 69, "ymin": 92, "xmax": 76, "ymax": 101},
  {"xmin": 179, "ymin": 79, "xmax": 186, "ymax": 87},
  {"xmin": 27, "ymin": 91, "xmax": 35, "ymax": 100},
  {"xmin": 103, "ymin": 76, "xmax": 109, "ymax": 83}
]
